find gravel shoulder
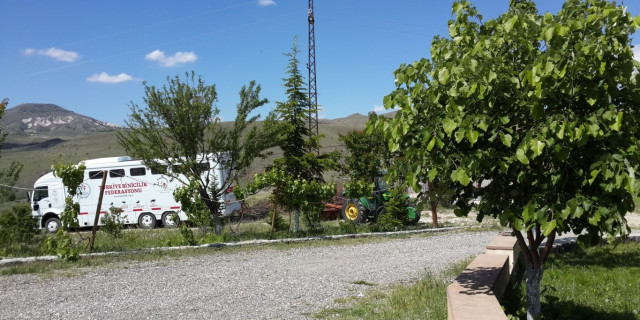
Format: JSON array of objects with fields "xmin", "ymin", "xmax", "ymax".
[{"xmin": 0, "ymin": 231, "xmax": 496, "ymax": 320}]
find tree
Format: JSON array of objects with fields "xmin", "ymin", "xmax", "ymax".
[
  {"xmin": 373, "ymin": 0, "xmax": 640, "ymax": 318},
  {"xmin": 240, "ymin": 38, "xmax": 338, "ymax": 233},
  {"xmin": 118, "ymin": 72, "xmax": 277, "ymax": 234},
  {"xmin": 340, "ymin": 118, "xmax": 391, "ymax": 180},
  {"xmin": 43, "ymin": 161, "xmax": 86, "ymax": 261},
  {"xmin": 0, "ymin": 99, "xmax": 23, "ymax": 203}
]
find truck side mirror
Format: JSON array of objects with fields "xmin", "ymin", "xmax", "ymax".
[{"xmin": 27, "ymin": 191, "xmax": 31, "ymax": 202}]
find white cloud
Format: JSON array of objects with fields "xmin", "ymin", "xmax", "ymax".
[
  {"xmin": 145, "ymin": 50, "xmax": 197, "ymax": 67},
  {"xmin": 86, "ymin": 72, "xmax": 135, "ymax": 83},
  {"xmin": 633, "ymin": 44, "xmax": 640, "ymax": 61},
  {"xmin": 23, "ymin": 47, "xmax": 80, "ymax": 62},
  {"xmin": 258, "ymin": 0, "xmax": 276, "ymax": 6},
  {"xmin": 373, "ymin": 105, "xmax": 387, "ymax": 113},
  {"xmin": 373, "ymin": 105, "xmax": 400, "ymax": 114}
]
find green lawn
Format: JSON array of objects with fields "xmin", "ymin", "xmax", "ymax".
[{"xmin": 504, "ymin": 241, "xmax": 640, "ymax": 320}]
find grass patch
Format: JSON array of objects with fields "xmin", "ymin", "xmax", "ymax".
[
  {"xmin": 351, "ymin": 280, "xmax": 378, "ymax": 286},
  {"xmin": 503, "ymin": 241, "xmax": 640, "ymax": 320},
  {"xmin": 314, "ymin": 257, "xmax": 473, "ymax": 320}
]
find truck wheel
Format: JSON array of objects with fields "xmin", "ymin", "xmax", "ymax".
[
  {"xmin": 341, "ymin": 199, "xmax": 366, "ymax": 223},
  {"xmin": 138, "ymin": 212, "xmax": 157, "ymax": 229},
  {"xmin": 45, "ymin": 217, "xmax": 60, "ymax": 233},
  {"xmin": 162, "ymin": 211, "xmax": 179, "ymax": 228}
]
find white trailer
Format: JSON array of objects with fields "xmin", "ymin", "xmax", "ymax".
[{"xmin": 29, "ymin": 156, "xmax": 241, "ymax": 233}]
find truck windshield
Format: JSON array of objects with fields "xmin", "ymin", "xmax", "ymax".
[{"xmin": 33, "ymin": 186, "xmax": 48, "ymax": 201}]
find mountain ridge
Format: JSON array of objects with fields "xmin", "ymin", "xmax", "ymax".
[{"xmin": 1, "ymin": 103, "xmax": 119, "ymax": 136}]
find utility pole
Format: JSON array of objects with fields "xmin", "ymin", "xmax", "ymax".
[{"xmin": 308, "ymin": 0, "xmax": 319, "ymax": 152}]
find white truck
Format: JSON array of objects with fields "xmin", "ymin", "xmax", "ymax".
[{"xmin": 29, "ymin": 155, "xmax": 241, "ymax": 233}]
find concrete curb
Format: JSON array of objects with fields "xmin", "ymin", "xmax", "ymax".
[{"xmin": 0, "ymin": 226, "xmax": 463, "ymax": 267}]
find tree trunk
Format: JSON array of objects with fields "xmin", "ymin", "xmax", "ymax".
[
  {"xmin": 513, "ymin": 227, "xmax": 555, "ymax": 320},
  {"xmin": 430, "ymin": 200, "xmax": 438, "ymax": 228},
  {"xmin": 200, "ymin": 187, "xmax": 223, "ymax": 235},
  {"xmin": 525, "ymin": 261, "xmax": 543, "ymax": 320},
  {"xmin": 293, "ymin": 209, "xmax": 300, "ymax": 233}
]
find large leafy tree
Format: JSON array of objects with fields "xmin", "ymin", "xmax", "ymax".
[
  {"xmin": 118, "ymin": 72, "xmax": 277, "ymax": 234},
  {"xmin": 373, "ymin": 0, "xmax": 640, "ymax": 318},
  {"xmin": 0, "ymin": 99, "xmax": 23, "ymax": 203}
]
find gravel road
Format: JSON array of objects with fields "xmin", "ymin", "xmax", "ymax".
[{"xmin": 0, "ymin": 231, "xmax": 496, "ymax": 320}]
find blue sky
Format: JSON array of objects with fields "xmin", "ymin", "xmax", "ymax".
[{"xmin": 2, "ymin": 0, "xmax": 640, "ymax": 125}]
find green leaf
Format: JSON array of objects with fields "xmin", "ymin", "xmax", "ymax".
[
  {"xmin": 544, "ymin": 61, "xmax": 554, "ymax": 75},
  {"xmin": 442, "ymin": 118, "xmax": 457, "ymax": 135},
  {"xmin": 476, "ymin": 119, "xmax": 488, "ymax": 132},
  {"xmin": 531, "ymin": 104, "xmax": 544, "ymax": 118},
  {"xmin": 516, "ymin": 148, "xmax": 529, "ymax": 164},
  {"xmin": 522, "ymin": 204, "xmax": 532, "ymax": 221},
  {"xmin": 388, "ymin": 140, "xmax": 399, "ymax": 153},
  {"xmin": 544, "ymin": 26, "xmax": 554, "ymax": 42},
  {"xmin": 504, "ymin": 15, "xmax": 518, "ymax": 33},
  {"xmin": 530, "ymin": 140, "xmax": 546, "ymax": 156},
  {"xmin": 427, "ymin": 168, "xmax": 438, "ymax": 181},
  {"xmin": 426, "ymin": 137, "xmax": 436, "ymax": 151},
  {"xmin": 573, "ymin": 206, "xmax": 584, "ymax": 218},
  {"xmin": 455, "ymin": 129, "xmax": 465, "ymax": 143},
  {"xmin": 610, "ymin": 112, "xmax": 623, "ymax": 131},
  {"xmin": 488, "ymin": 70, "xmax": 497, "ymax": 83},
  {"xmin": 451, "ymin": 168, "xmax": 471, "ymax": 186},
  {"xmin": 458, "ymin": 170, "xmax": 471, "ymax": 186},
  {"xmin": 541, "ymin": 220, "xmax": 557, "ymax": 236},
  {"xmin": 499, "ymin": 133, "xmax": 512, "ymax": 147},
  {"xmin": 556, "ymin": 121, "xmax": 566, "ymax": 139},
  {"xmin": 589, "ymin": 169, "xmax": 600, "ymax": 185},
  {"xmin": 466, "ymin": 129, "xmax": 479, "ymax": 145},
  {"xmin": 438, "ymin": 68, "xmax": 450, "ymax": 84}
]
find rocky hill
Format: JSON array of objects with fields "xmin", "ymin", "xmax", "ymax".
[{"xmin": 0, "ymin": 103, "xmax": 118, "ymax": 135}]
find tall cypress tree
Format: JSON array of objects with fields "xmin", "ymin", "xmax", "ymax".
[{"xmin": 272, "ymin": 37, "xmax": 336, "ymax": 182}]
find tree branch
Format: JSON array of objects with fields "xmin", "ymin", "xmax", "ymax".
[
  {"xmin": 513, "ymin": 227, "xmax": 533, "ymax": 264},
  {"xmin": 539, "ymin": 229, "xmax": 556, "ymax": 262}
]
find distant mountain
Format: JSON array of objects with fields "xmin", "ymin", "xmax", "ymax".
[{"xmin": 0, "ymin": 103, "xmax": 119, "ymax": 135}]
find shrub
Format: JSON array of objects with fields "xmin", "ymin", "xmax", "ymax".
[
  {"xmin": 100, "ymin": 207, "xmax": 125, "ymax": 239},
  {"xmin": 268, "ymin": 209, "xmax": 289, "ymax": 232},
  {"xmin": 0, "ymin": 204, "xmax": 39, "ymax": 256}
]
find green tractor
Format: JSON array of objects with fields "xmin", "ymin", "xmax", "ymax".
[{"xmin": 341, "ymin": 175, "xmax": 420, "ymax": 224}]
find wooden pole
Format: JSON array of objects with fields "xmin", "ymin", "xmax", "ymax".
[{"xmin": 89, "ymin": 170, "xmax": 108, "ymax": 252}]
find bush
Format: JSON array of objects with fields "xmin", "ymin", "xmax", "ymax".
[
  {"xmin": 373, "ymin": 212, "xmax": 403, "ymax": 232},
  {"xmin": 179, "ymin": 223, "xmax": 197, "ymax": 245},
  {"xmin": 100, "ymin": 207, "xmax": 125, "ymax": 239},
  {"xmin": 268, "ymin": 209, "xmax": 289, "ymax": 232},
  {"xmin": 373, "ymin": 186, "xmax": 410, "ymax": 231},
  {"xmin": 42, "ymin": 230, "xmax": 79, "ymax": 261},
  {"xmin": 0, "ymin": 204, "xmax": 39, "ymax": 256}
]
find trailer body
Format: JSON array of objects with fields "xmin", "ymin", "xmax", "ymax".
[{"xmin": 30, "ymin": 156, "xmax": 240, "ymax": 232}]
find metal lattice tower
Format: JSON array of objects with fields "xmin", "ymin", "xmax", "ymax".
[{"xmin": 308, "ymin": 0, "xmax": 319, "ymax": 142}]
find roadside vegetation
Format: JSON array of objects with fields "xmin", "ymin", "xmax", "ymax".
[
  {"xmin": 314, "ymin": 257, "xmax": 473, "ymax": 320},
  {"xmin": 0, "ymin": 209, "xmax": 464, "ymax": 259}
]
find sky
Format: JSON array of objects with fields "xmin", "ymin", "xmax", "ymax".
[{"xmin": 2, "ymin": 0, "xmax": 640, "ymax": 126}]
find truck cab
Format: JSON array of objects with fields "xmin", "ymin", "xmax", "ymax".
[{"xmin": 30, "ymin": 172, "xmax": 66, "ymax": 233}]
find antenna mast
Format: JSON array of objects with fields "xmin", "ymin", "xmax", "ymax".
[{"xmin": 308, "ymin": 0, "xmax": 319, "ymax": 142}]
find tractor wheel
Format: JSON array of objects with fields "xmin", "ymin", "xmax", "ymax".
[{"xmin": 341, "ymin": 199, "xmax": 366, "ymax": 223}]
